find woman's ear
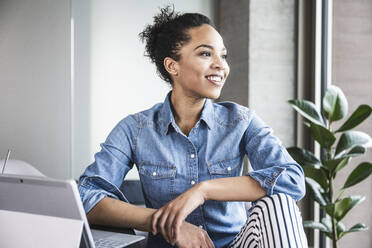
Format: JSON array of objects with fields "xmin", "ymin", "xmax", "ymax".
[{"xmin": 164, "ymin": 57, "xmax": 178, "ymax": 77}]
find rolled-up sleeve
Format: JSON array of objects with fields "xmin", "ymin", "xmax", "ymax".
[
  {"xmin": 244, "ymin": 111, "xmax": 305, "ymax": 201},
  {"xmin": 78, "ymin": 115, "xmax": 138, "ymax": 213}
]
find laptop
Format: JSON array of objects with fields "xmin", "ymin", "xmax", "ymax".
[{"xmin": 0, "ymin": 174, "xmax": 145, "ymax": 248}]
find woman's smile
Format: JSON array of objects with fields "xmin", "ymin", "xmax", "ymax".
[{"xmin": 205, "ymin": 74, "xmax": 224, "ymax": 87}]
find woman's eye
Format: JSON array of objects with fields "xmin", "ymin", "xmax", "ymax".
[
  {"xmin": 200, "ymin": 51, "xmax": 211, "ymax": 57},
  {"xmin": 221, "ymin": 54, "xmax": 228, "ymax": 59}
]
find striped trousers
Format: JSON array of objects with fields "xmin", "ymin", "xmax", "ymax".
[{"xmin": 228, "ymin": 193, "xmax": 308, "ymax": 248}]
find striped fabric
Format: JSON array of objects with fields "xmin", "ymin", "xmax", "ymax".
[{"xmin": 228, "ymin": 193, "xmax": 308, "ymax": 248}]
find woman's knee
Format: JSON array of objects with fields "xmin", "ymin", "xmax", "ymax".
[
  {"xmin": 250, "ymin": 193, "xmax": 301, "ymax": 218},
  {"xmin": 247, "ymin": 193, "xmax": 308, "ymax": 247},
  {"xmin": 255, "ymin": 193, "xmax": 296, "ymax": 207}
]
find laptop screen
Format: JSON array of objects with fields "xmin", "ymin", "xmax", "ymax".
[
  {"xmin": 0, "ymin": 175, "xmax": 83, "ymax": 220},
  {"xmin": 0, "ymin": 174, "xmax": 95, "ymax": 248}
]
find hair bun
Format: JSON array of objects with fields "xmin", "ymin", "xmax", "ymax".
[{"xmin": 139, "ymin": 5, "xmax": 212, "ymax": 85}]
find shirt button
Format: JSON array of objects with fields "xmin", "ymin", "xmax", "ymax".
[
  {"xmin": 227, "ymin": 166, "xmax": 232, "ymax": 171},
  {"xmin": 190, "ymin": 154, "xmax": 195, "ymax": 159},
  {"xmin": 190, "ymin": 180, "xmax": 195, "ymax": 185},
  {"xmin": 152, "ymin": 172, "xmax": 157, "ymax": 176}
]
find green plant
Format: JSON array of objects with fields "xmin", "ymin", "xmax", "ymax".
[{"xmin": 287, "ymin": 85, "xmax": 372, "ymax": 248}]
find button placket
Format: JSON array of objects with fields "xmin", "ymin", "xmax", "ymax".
[
  {"xmin": 189, "ymin": 148, "xmax": 197, "ymax": 184},
  {"xmin": 187, "ymin": 139, "xmax": 198, "ymax": 189}
]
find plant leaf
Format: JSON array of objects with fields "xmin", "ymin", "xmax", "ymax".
[
  {"xmin": 287, "ymin": 147, "xmax": 322, "ymax": 167},
  {"xmin": 348, "ymin": 223, "xmax": 368, "ymax": 233},
  {"xmin": 338, "ymin": 145, "xmax": 366, "ymax": 159},
  {"xmin": 303, "ymin": 220, "xmax": 328, "ymax": 232},
  {"xmin": 305, "ymin": 177, "xmax": 327, "ymax": 206},
  {"xmin": 335, "ymin": 131, "xmax": 372, "ymax": 156},
  {"xmin": 343, "ymin": 162, "xmax": 372, "ymax": 189},
  {"xmin": 336, "ymin": 105, "xmax": 372, "ymax": 132},
  {"xmin": 337, "ymin": 222, "xmax": 346, "ymax": 240},
  {"xmin": 339, "ymin": 223, "xmax": 368, "ymax": 239},
  {"xmin": 325, "ymin": 203, "xmax": 335, "ymax": 218},
  {"xmin": 324, "ymin": 157, "xmax": 349, "ymax": 173},
  {"xmin": 323, "ymin": 85, "xmax": 348, "ymax": 122},
  {"xmin": 334, "ymin": 196, "xmax": 365, "ymax": 221},
  {"xmin": 310, "ymin": 123, "xmax": 336, "ymax": 149},
  {"xmin": 336, "ymin": 189, "xmax": 345, "ymax": 201},
  {"xmin": 288, "ymin": 99, "xmax": 325, "ymax": 126},
  {"xmin": 303, "ymin": 166, "xmax": 328, "ymax": 191},
  {"xmin": 335, "ymin": 157, "xmax": 351, "ymax": 173},
  {"xmin": 321, "ymin": 217, "xmax": 332, "ymax": 233},
  {"xmin": 320, "ymin": 218, "xmax": 334, "ymax": 239}
]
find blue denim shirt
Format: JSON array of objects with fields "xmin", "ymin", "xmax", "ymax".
[{"xmin": 78, "ymin": 91, "xmax": 305, "ymax": 248}]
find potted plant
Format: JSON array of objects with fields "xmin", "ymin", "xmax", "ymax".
[{"xmin": 287, "ymin": 85, "xmax": 372, "ymax": 248}]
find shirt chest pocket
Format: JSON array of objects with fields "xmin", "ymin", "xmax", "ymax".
[
  {"xmin": 138, "ymin": 162, "xmax": 176, "ymax": 205},
  {"xmin": 207, "ymin": 156, "xmax": 243, "ymax": 179}
]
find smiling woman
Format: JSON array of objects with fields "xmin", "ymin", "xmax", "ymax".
[{"xmin": 78, "ymin": 6, "xmax": 307, "ymax": 248}]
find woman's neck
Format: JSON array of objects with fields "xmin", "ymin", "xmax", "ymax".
[{"xmin": 170, "ymin": 90, "xmax": 206, "ymax": 136}]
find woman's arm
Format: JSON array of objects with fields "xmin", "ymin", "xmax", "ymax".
[
  {"xmin": 244, "ymin": 110, "xmax": 306, "ymax": 201},
  {"xmin": 86, "ymin": 196, "xmax": 154, "ymax": 232},
  {"xmin": 200, "ymin": 175, "xmax": 266, "ymax": 202},
  {"xmin": 151, "ymin": 175, "xmax": 265, "ymax": 245},
  {"xmin": 87, "ymin": 196, "xmax": 214, "ymax": 248}
]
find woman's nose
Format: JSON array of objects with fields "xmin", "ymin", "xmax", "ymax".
[{"xmin": 211, "ymin": 55, "xmax": 225, "ymax": 70}]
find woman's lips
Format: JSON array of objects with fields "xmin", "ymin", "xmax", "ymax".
[{"xmin": 205, "ymin": 75, "xmax": 224, "ymax": 86}]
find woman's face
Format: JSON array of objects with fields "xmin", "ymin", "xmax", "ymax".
[{"xmin": 172, "ymin": 24, "xmax": 230, "ymax": 100}]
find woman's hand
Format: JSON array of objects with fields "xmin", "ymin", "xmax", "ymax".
[
  {"xmin": 174, "ymin": 222, "xmax": 215, "ymax": 248},
  {"xmin": 151, "ymin": 183, "xmax": 207, "ymax": 245}
]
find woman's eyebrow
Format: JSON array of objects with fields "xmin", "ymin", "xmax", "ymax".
[
  {"xmin": 194, "ymin": 44, "xmax": 227, "ymax": 51},
  {"xmin": 194, "ymin": 44, "xmax": 213, "ymax": 50}
]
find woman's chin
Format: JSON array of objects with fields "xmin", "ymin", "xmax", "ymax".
[{"xmin": 205, "ymin": 90, "xmax": 222, "ymax": 100}]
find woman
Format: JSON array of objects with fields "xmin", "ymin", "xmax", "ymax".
[{"xmin": 78, "ymin": 6, "xmax": 307, "ymax": 248}]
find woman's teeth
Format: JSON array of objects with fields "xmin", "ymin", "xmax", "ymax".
[{"xmin": 207, "ymin": 75, "xmax": 222, "ymax": 82}]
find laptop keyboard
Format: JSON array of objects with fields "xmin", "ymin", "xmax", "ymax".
[{"xmin": 94, "ymin": 238, "xmax": 127, "ymax": 248}]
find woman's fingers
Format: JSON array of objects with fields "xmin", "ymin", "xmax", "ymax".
[
  {"xmin": 158, "ymin": 210, "xmax": 171, "ymax": 242},
  {"xmin": 152, "ymin": 206, "xmax": 175, "ymax": 243},
  {"xmin": 204, "ymin": 231, "xmax": 215, "ymax": 248},
  {"xmin": 165, "ymin": 211, "xmax": 176, "ymax": 244},
  {"xmin": 200, "ymin": 230, "xmax": 212, "ymax": 248},
  {"xmin": 151, "ymin": 209, "xmax": 161, "ymax": 235},
  {"xmin": 152, "ymin": 186, "xmax": 206, "ymax": 244},
  {"xmin": 171, "ymin": 213, "xmax": 184, "ymax": 244}
]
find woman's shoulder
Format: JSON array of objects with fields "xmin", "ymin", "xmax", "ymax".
[
  {"xmin": 212, "ymin": 101, "xmax": 255, "ymax": 125},
  {"xmin": 116, "ymin": 102, "xmax": 163, "ymax": 128}
]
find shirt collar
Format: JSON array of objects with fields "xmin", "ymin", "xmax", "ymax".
[
  {"xmin": 159, "ymin": 91, "xmax": 176, "ymax": 135},
  {"xmin": 199, "ymin": 98, "xmax": 215, "ymax": 130},
  {"xmin": 159, "ymin": 91, "xmax": 215, "ymax": 135}
]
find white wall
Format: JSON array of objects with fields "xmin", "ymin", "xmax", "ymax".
[
  {"xmin": 0, "ymin": 0, "xmax": 71, "ymax": 179},
  {"xmin": 72, "ymin": 0, "xmax": 216, "ymax": 179},
  {"xmin": 249, "ymin": 0, "xmax": 296, "ymax": 147},
  {"xmin": 0, "ymin": 0, "xmax": 215, "ymax": 180}
]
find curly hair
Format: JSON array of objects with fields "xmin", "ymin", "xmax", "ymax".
[{"xmin": 139, "ymin": 5, "xmax": 213, "ymax": 85}]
